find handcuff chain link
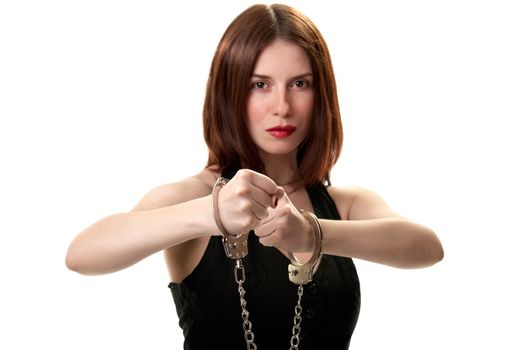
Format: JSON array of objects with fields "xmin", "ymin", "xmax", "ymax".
[
  {"xmin": 234, "ymin": 258, "xmax": 305, "ymax": 350},
  {"xmin": 235, "ymin": 259, "xmax": 257, "ymax": 350}
]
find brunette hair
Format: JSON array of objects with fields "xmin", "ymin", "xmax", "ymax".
[{"xmin": 203, "ymin": 3, "xmax": 343, "ymax": 186}]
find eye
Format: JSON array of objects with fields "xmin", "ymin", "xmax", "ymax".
[
  {"xmin": 292, "ymin": 79, "xmax": 311, "ymax": 88},
  {"xmin": 252, "ymin": 81, "xmax": 268, "ymax": 89}
]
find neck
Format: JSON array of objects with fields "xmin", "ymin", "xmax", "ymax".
[{"xmin": 259, "ymin": 152, "xmax": 300, "ymax": 186}]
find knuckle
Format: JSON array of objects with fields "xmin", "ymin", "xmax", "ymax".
[
  {"xmin": 242, "ymin": 216, "xmax": 255, "ymax": 228},
  {"xmin": 238, "ymin": 200, "xmax": 251, "ymax": 212},
  {"xmin": 235, "ymin": 186, "xmax": 249, "ymax": 197},
  {"xmin": 260, "ymin": 209, "xmax": 269, "ymax": 219},
  {"xmin": 281, "ymin": 206, "xmax": 293, "ymax": 220},
  {"xmin": 237, "ymin": 169, "xmax": 252, "ymax": 180}
]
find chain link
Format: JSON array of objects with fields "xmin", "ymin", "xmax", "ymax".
[
  {"xmin": 216, "ymin": 178, "xmax": 319, "ymax": 349},
  {"xmin": 235, "ymin": 259, "xmax": 258, "ymax": 350},
  {"xmin": 234, "ymin": 259, "xmax": 306, "ymax": 350},
  {"xmin": 289, "ymin": 285, "xmax": 304, "ymax": 349}
]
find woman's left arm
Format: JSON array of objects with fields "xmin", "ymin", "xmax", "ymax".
[{"xmin": 323, "ymin": 186, "xmax": 444, "ymax": 269}]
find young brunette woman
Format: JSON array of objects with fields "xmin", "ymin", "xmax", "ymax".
[{"xmin": 66, "ymin": 4, "xmax": 443, "ymax": 350}]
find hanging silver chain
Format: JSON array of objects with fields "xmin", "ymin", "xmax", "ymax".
[
  {"xmin": 213, "ymin": 178, "xmax": 321, "ymax": 350},
  {"xmin": 234, "ymin": 259, "xmax": 257, "ymax": 350},
  {"xmin": 289, "ymin": 285, "xmax": 304, "ymax": 349},
  {"xmin": 234, "ymin": 258, "xmax": 305, "ymax": 350}
]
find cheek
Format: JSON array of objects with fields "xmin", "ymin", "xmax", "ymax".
[
  {"xmin": 246, "ymin": 96, "xmax": 266, "ymax": 125},
  {"xmin": 296, "ymin": 96, "xmax": 314, "ymax": 138},
  {"xmin": 246, "ymin": 97, "xmax": 262, "ymax": 136},
  {"xmin": 294, "ymin": 95, "xmax": 314, "ymax": 121}
]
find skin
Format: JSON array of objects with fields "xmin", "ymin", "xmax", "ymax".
[{"xmin": 65, "ymin": 39, "xmax": 444, "ymax": 282}]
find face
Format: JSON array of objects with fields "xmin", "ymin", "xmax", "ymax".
[{"xmin": 246, "ymin": 38, "xmax": 314, "ymax": 160}]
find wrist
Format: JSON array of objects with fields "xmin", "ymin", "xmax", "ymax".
[{"xmin": 287, "ymin": 210, "xmax": 323, "ymax": 284}]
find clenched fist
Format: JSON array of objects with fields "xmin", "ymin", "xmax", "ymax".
[
  {"xmin": 215, "ymin": 169, "xmax": 279, "ymax": 235},
  {"xmin": 255, "ymin": 187, "xmax": 314, "ymax": 253}
]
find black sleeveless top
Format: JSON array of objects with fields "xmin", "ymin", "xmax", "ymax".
[{"xmin": 168, "ymin": 179, "xmax": 360, "ymax": 350}]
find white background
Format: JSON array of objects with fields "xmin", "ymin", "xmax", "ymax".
[{"xmin": 1, "ymin": 0, "xmax": 522, "ymax": 349}]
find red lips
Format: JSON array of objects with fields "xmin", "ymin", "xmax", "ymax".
[{"xmin": 266, "ymin": 125, "xmax": 297, "ymax": 138}]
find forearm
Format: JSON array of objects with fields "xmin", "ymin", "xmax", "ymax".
[
  {"xmin": 65, "ymin": 195, "xmax": 217, "ymax": 275},
  {"xmin": 320, "ymin": 218, "xmax": 443, "ymax": 268}
]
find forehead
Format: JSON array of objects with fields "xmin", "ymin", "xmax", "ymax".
[{"xmin": 252, "ymin": 38, "xmax": 312, "ymax": 76}]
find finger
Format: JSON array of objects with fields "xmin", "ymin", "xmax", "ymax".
[
  {"xmin": 259, "ymin": 211, "xmax": 276, "ymax": 226},
  {"xmin": 254, "ymin": 225, "xmax": 275, "ymax": 238},
  {"xmin": 272, "ymin": 186, "xmax": 286, "ymax": 208},
  {"xmin": 250, "ymin": 185, "xmax": 274, "ymax": 209},
  {"xmin": 249, "ymin": 199, "xmax": 269, "ymax": 222},
  {"xmin": 248, "ymin": 171, "xmax": 278, "ymax": 196},
  {"xmin": 250, "ymin": 188, "xmax": 283, "ymax": 221},
  {"xmin": 259, "ymin": 234, "xmax": 276, "ymax": 247}
]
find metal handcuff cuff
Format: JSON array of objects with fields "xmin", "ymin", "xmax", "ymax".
[{"xmin": 212, "ymin": 177, "xmax": 323, "ymax": 350}]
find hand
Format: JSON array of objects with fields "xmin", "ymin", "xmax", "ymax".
[
  {"xmin": 215, "ymin": 169, "xmax": 278, "ymax": 235},
  {"xmin": 255, "ymin": 187, "xmax": 314, "ymax": 253}
]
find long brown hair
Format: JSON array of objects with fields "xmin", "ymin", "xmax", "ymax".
[{"xmin": 203, "ymin": 4, "xmax": 343, "ymax": 186}]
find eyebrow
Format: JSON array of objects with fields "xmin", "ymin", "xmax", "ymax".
[{"xmin": 251, "ymin": 73, "xmax": 313, "ymax": 80}]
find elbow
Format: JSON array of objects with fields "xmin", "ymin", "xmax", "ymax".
[
  {"xmin": 426, "ymin": 228, "xmax": 444, "ymax": 265},
  {"xmin": 393, "ymin": 225, "xmax": 443, "ymax": 269},
  {"xmin": 65, "ymin": 244, "xmax": 83, "ymax": 274},
  {"xmin": 422, "ymin": 243, "xmax": 444, "ymax": 268},
  {"xmin": 65, "ymin": 217, "xmax": 116, "ymax": 275},
  {"xmin": 432, "ymin": 238, "xmax": 444, "ymax": 264},
  {"xmin": 65, "ymin": 242, "xmax": 97, "ymax": 275},
  {"xmin": 413, "ymin": 229, "xmax": 444, "ymax": 268}
]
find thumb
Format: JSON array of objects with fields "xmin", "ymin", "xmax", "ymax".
[{"xmin": 271, "ymin": 186, "xmax": 288, "ymax": 208}]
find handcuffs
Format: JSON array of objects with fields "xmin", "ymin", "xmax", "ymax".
[{"xmin": 212, "ymin": 177, "xmax": 322, "ymax": 284}]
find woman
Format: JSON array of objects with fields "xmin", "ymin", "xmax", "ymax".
[{"xmin": 66, "ymin": 4, "xmax": 443, "ymax": 349}]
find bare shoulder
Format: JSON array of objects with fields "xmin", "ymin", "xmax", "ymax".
[
  {"xmin": 326, "ymin": 186, "xmax": 357, "ymax": 220},
  {"xmin": 132, "ymin": 167, "xmax": 220, "ymax": 211},
  {"xmin": 327, "ymin": 185, "xmax": 400, "ymax": 220}
]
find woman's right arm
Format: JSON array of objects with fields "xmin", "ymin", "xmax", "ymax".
[
  {"xmin": 65, "ymin": 176, "xmax": 219, "ymax": 275},
  {"xmin": 65, "ymin": 169, "xmax": 278, "ymax": 276}
]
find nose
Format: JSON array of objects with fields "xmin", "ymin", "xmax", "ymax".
[{"xmin": 273, "ymin": 87, "xmax": 290, "ymax": 118}]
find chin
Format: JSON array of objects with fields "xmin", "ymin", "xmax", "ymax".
[{"xmin": 258, "ymin": 145, "xmax": 299, "ymax": 158}]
